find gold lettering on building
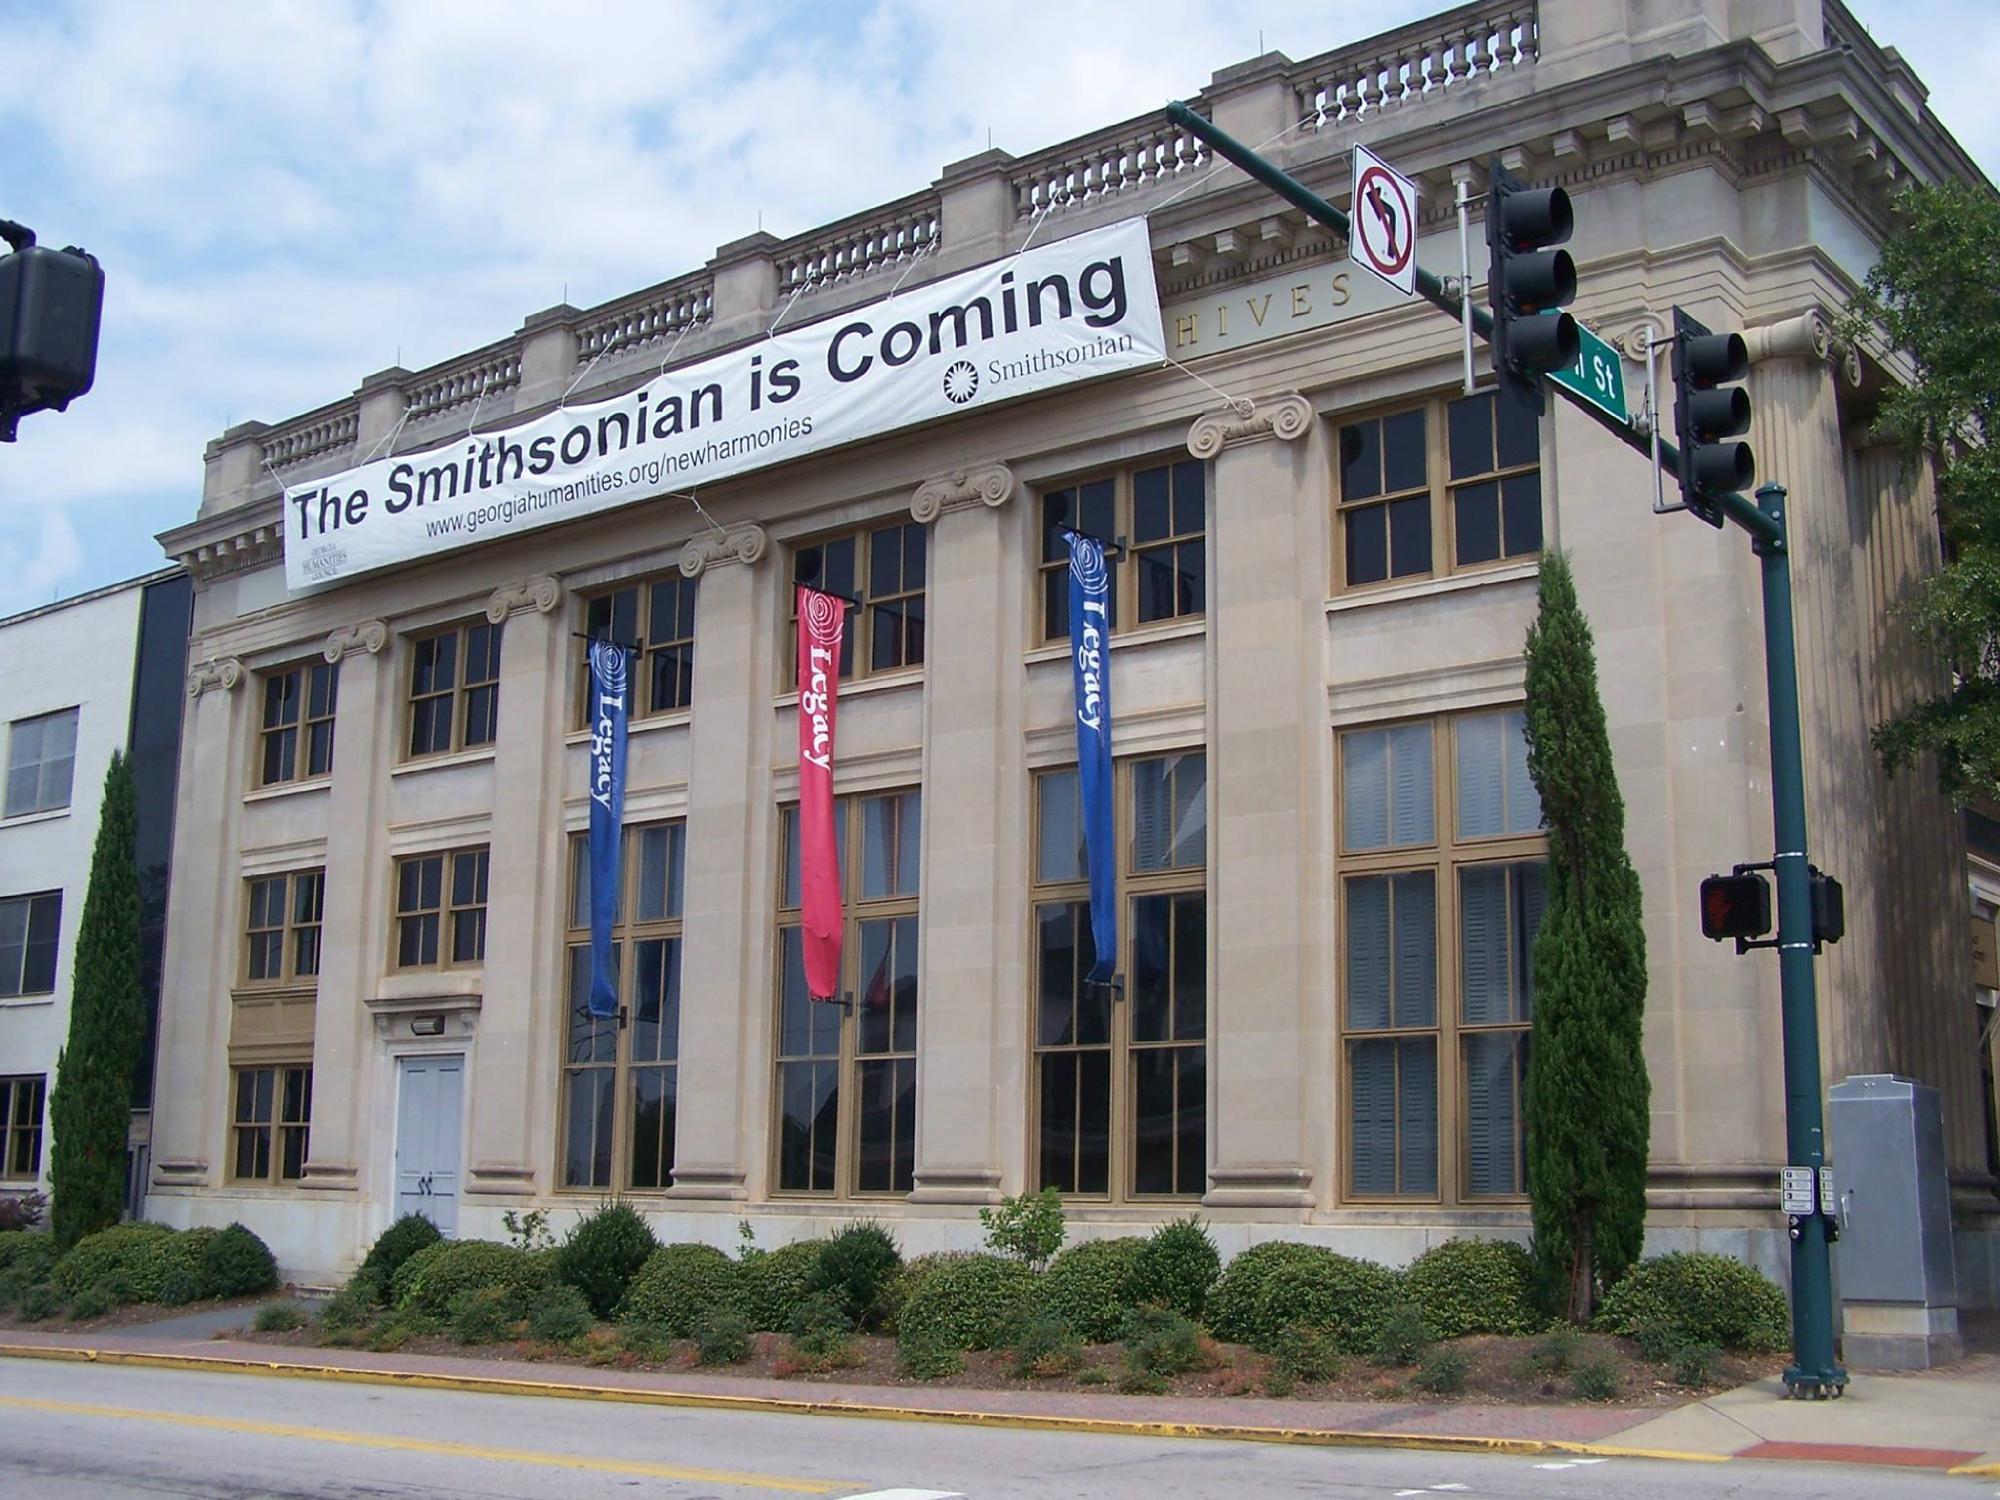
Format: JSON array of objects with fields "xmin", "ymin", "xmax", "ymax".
[
  {"xmin": 1247, "ymin": 293, "xmax": 1272, "ymax": 327},
  {"xmin": 1330, "ymin": 272, "xmax": 1351, "ymax": 306},
  {"xmin": 1175, "ymin": 313, "xmax": 1199, "ymax": 349},
  {"xmin": 1293, "ymin": 284, "xmax": 1312, "ymax": 317}
]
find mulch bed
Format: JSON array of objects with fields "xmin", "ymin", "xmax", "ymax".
[
  {"xmin": 237, "ymin": 1322, "xmax": 1780, "ymax": 1409},
  {"xmin": 0, "ymin": 1292, "xmax": 280, "ymax": 1336}
]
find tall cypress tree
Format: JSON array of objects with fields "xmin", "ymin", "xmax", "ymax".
[
  {"xmin": 1521, "ymin": 551, "xmax": 1650, "ymax": 1323},
  {"xmin": 50, "ymin": 750, "xmax": 144, "ymax": 1251}
]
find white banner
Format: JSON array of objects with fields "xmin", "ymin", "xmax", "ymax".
[{"xmin": 282, "ymin": 218, "xmax": 1165, "ymax": 590}]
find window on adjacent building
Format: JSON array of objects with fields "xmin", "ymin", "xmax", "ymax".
[
  {"xmin": 258, "ymin": 662, "xmax": 338, "ymax": 786},
  {"xmin": 774, "ymin": 790, "xmax": 921, "ymax": 1196},
  {"xmin": 230, "ymin": 1064, "xmax": 311, "ymax": 1184},
  {"xmin": 406, "ymin": 622, "xmax": 502, "ymax": 758},
  {"xmin": 243, "ymin": 870, "xmax": 324, "ymax": 986},
  {"xmin": 1336, "ymin": 390, "xmax": 1541, "ymax": 589},
  {"xmin": 0, "ymin": 1075, "xmax": 45, "ymax": 1180},
  {"xmin": 1039, "ymin": 459, "xmax": 1206, "ymax": 641},
  {"xmin": 5, "ymin": 708, "xmax": 78, "ymax": 817},
  {"xmin": 791, "ymin": 521, "xmax": 927, "ymax": 681},
  {"xmin": 560, "ymin": 822, "xmax": 686, "ymax": 1192},
  {"xmin": 1337, "ymin": 709, "xmax": 1546, "ymax": 1201},
  {"xmin": 577, "ymin": 573, "xmax": 699, "ymax": 724},
  {"xmin": 0, "ymin": 891, "xmax": 61, "ymax": 999},
  {"xmin": 393, "ymin": 848, "xmax": 488, "ymax": 969},
  {"xmin": 1032, "ymin": 753, "xmax": 1207, "ymax": 1199}
]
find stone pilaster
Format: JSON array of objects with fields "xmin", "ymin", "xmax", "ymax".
[
  {"xmin": 908, "ymin": 463, "xmax": 1023, "ymax": 1204},
  {"xmin": 298, "ymin": 622, "xmax": 392, "ymax": 1195},
  {"xmin": 466, "ymin": 577, "xmax": 566, "ymax": 1197},
  {"xmin": 1193, "ymin": 394, "xmax": 1327, "ymax": 1210},
  {"xmin": 669, "ymin": 524, "xmax": 774, "ymax": 1200}
]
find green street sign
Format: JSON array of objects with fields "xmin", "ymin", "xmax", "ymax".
[{"xmin": 1549, "ymin": 321, "xmax": 1628, "ymax": 424}]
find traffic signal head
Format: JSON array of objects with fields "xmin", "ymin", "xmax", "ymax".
[
  {"xmin": 1701, "ymin": 871, "xmax": 1772, "ymax": 943},
  {"xmin": 0, "ymin": 224, "xmax": 104, "ymax": 443},
  {"xmin": 1670, "ymin": 307, "xmax": 1753, "ymax": 527},
  {"xmin": 1487, "ymin": 159, "xmax": 1579, "ymax": 415}
]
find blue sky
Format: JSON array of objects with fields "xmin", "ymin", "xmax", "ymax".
[{"xmin": 1, "ymin": 0, "xmax": 1995, "ymax": 618}]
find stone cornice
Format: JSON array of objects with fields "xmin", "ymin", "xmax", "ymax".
[
  {"xmin": 910, "ymin": 463, "xmax": 1016, "ymax": 523},
  {"xmin": 186, "ymin": 655, "xmax": 244, "ymax": 699},
  {"xmin": 322, "ymin": 620, "xmax": 388, "ymax": 662},
  {"xmin": 1187, "ymin": 394, "xmax": 1313, "ymax": 458},
  {"xmin": 485, "ymin": 575, "xmax": 563, "ymax": 623},
  {"xmin": 680, "ymin": 523, "xmax": 768, "ymax": 577},
  {"xmin": 164, "ymin": 503, "xmax": 286, "ymax": 590}
]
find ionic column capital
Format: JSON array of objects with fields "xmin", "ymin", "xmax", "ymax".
[
  {"xmin": 910, "ymin": 462, "xmax": 1016, "ymax": 522},
  {"xmin": 1187, "ymin": 393, "xmax": 1313, "ymax": 458},
  {"xmin": 322, "ymin": 619, "xmax": 388, "ymax": 662},
  {"xmin": 680, "ymin": 523, "xmax": 769, "ymax": 577},
  {"xmin": 185, "ymin": 656, "xmax": 243, "ymax": 699},
  {"xmin": 485, "ymin": 575, "xmax": 563, "ymax": 623}
]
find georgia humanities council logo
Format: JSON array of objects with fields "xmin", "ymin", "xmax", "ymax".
[
  {"xmin": 942, "ymin": 361, "xmax": 979, "ymax": 404},
  {"xmin": 301, "ymin": 541, "xmax": 350, "ymax": 583}
]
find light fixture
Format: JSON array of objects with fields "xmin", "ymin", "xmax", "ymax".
[{"xmin": 409, "ymin": 1015, "xmax": 445, "ymax": 1037}]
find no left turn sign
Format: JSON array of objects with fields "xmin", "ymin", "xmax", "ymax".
[{"xmin": 1351, "ymin": 144, "xmax": 1418, "ymax": 297}]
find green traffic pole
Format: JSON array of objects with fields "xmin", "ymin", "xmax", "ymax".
[{"xmin": 1754, "ymin": 481, "xmax": 1846, "ymax": 1397}]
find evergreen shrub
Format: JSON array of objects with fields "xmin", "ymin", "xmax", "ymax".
[
  {"xmin": 557, "ymin": 1202, "xmax": 659, "ymax": 1318},
  {"xmin": 1595, "ymin": 1252, "xmax": 1789, "ymax": 1353},
  {"xmin": 254, "ymin": 1302, "xmax": 306, "ymax": 1333},
  {"xmin": 619, "ymin": 1243, "xmax": 741, "ymax": 1335},
  {"xmin": 894, "ymin": 1253, "xmax": 1034, "ymax": 1352},
  {"xmin": 392, "ymin": 1240, "xmax": 547, "ymax": 1319},
  {"xmin": 742, "ymin": 1239, "xmax": 821, "ymax": 1332},
  {"xmin": 1250, "ymin": 1248, "xmax": 1400, "ymax": 1354},
  {"xmin": 1413, "ymin": 1347, "xmax": 1469, "ymax": 1395},
  {"xmin": 804, "ymin": 1220, "xmax": 901, "ymax": 1329},
  {"xmin": 526, "ymin": 1284, "xmax": 596, "ymax": 1343},
  {"xmin": 1120, "ymin": 1304, "xmax": 1208, "ymax": 1377},
  {"xmin": 1370, "ymin": 1304, "xmax": 1436, "ymax": 1366},
  {"xmin": 1403, "ymin": 1238, "xmax": 1537, "ymax": 1337},
  {"xmin": 358, "ymin": 1214, "xmax": 443, "ymax": 1294},
  {"xmin": 881, "ymin": 1250, "xmax": 973, "ymax": 1334},
  {"xmin": 200, "ymin": 1223, "xmax": 277, "ymax": 1298},
  {"xmin": 449, "ymin": 1285, "xmax": 523, "ymax": 1344},
  {"xmin": 1206, "ymin": 1241, "xmax": 1328, "ymax": 1345},
  {"xmin": 1001, "ymin": 1304, "xmax": 1083, "ymax": 1378},
  {"xmin": 52, "ymin": 1223, "xmax": 174, "ymax": 1300},
  {"xmin": 1126, "ymin": 1216, "xmax": 1219, "ymax": 1322},
  {"xmin": 693, "ymin": 1307, "xmax": 752, "ymax": 1365},
  {"xmin": 1035, "ymin": 1236, "xmax": 1143, "ymax": 1343}
]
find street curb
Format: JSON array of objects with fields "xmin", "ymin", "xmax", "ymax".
[{"xmin": 0, "ymin": 1342, "xmax": 1727, "ymax": 1464}]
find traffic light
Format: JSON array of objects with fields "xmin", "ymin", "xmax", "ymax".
[
  {"xmin": 0, "ymin": 220, "xmax": 104, "ymax": 443},
  {"xmin": 1486, "ymin": 158, "xmax": 1579, "ymax": 415},
  {"xmin": 1701, "ymin": 871, "xmax": 1772, "ymax": 944},
  {"xmin": 1809, "ymin": 868, "xmax": 1845, "ymax": 947},
  {"xmin": 1670, "ymin": 307, "xmax": 1753, "ymax": 527}
]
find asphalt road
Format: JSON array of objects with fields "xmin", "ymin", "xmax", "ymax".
[{"xmin": 0, "ymin": 1356, "xmax": 1976, "ymax": 1498}]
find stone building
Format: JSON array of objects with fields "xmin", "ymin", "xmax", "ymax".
[{"xmin": 151, "ymin": 0, "xmax": 1999, "ymax": 1295}]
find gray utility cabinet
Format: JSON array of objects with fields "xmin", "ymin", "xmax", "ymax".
[{"xmin": 1827, "ymin": 1074, "xmax": 1960, "ymax": 1369}]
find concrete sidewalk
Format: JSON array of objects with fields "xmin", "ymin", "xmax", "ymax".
[{"xmin": 2, "ymin": 1313, "xmax": 1994, "ymax": 1475}]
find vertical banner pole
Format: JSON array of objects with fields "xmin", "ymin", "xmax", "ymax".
[
  {"xmin": 1067, "ymin": 535, "xmax": 1117, "ymax": 983},
  {"xmin": 586, "ymin": 639, "xmax": 632, "ymax": 1018},
  {"xmin": 797, "ymin": 586, "xmax": 846, "ymax": 1002}
]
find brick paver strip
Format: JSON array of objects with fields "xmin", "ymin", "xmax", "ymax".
[{"xmin": 1736, "ymin": 1442, "xmax": 1981, "ymax": 1469}]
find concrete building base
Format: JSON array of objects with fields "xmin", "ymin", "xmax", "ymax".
[{"xmin": 1841, "ymin": 1302, "xmax": 1963, "ymax": 1370}]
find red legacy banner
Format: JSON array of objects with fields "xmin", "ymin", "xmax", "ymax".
[{"xmin": 796, "ymin": 585, "xmax": 845, "ymax": 1001}]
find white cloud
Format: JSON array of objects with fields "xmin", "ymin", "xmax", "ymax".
[{"xmin": 0, "ymin": 511, "xmax": 85, "ymax": 620}]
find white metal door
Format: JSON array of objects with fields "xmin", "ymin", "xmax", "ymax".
[{"xmin": 394, "ymin": 1054, "xmax": 463, "ymax": 1235}]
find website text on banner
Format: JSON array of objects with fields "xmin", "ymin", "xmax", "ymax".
[
  {"xmin": 281, "ymin": 219, "xmax": 1167, "ymax": 591},
  {"xmin": 586, "ymin": 638, "xmax": 631, "ymax": 1018},
  {"xmin": 797, "ymin": 586, "xmax": 845, "ymax": 1003},
  {"xmin": 1069, "ymin": 533, "xmax": 1117, "ymax": 984}
]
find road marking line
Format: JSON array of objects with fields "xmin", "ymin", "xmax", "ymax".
[
  {"xmin": 842, "ymin": 1491, "xmax": 964, "ymax": 1499},
  {"xmin": 0, "ymin": 1394, "xmax": 848, "ymax": 1493}
]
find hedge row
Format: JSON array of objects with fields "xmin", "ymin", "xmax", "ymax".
[{"xmin": 0, "ymin": 1221, "xmax": 276, "ymax": 1316}]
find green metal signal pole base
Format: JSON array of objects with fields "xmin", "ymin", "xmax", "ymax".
[{"xmin": 1754, "ymin": 482, "xmax": 1847, "ymax": 1399}]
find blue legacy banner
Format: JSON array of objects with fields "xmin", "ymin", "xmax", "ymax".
[
  {"xmin": 586, "ymin": 638, "xmax": 632, "ymax": 1017},
  {"xmin": 1068, "ymin": 534, "xmax": 1116, "ymax": 983}
]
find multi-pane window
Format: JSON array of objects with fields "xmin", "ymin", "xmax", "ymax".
[
  {"xmin": 0, "ymin": 891, "xmax": 61, "ymax": 998},
  {"xmin": 1033, "ymin": 753, "xmax": 1207, "ymax": 1199},
  {"xmin": 258, "ymin": 662, "xmax": 339, "ymax": 786},
  {"xmin": 1337, "ymin": 390, "xmax": 1542, "ymax": 588},
  {"xmin": 774, "ymin": 790, "xmax": 921, "ymax": 1195},
  {"xmin": 792, "ymin": 522, "xmax": 927, "ymax": 680},
  {"xmin": 5, "ymin": 708, "xmax": 77, "ymax": 817},
  {"xmin": 1039, "ymin": 459, "xmax": 1206, "ymax": 641},
  {"xmin": 0, "ymin": 1076, "xmax": 44, "ymax": 1180},
  {"xmin": 407, "ymin": 622, "xmax": 502, "ymax": 758},
  {"xmin": 230, "ymin": 1064, "xmax": 312, "ymax": 1184},
  {"xmin": 244, "ymin": 870, "xmax": 324, "ymax": 986},
  {"xmin": 578, "ymin": 574, "xmax": 699, "ymax": 723},
  {"xmin": 1338, "ymin": 710, "xmax": 1546, "ymax": 1201},
  {"xmin": 393, "ymin": 848, "xmax": 489, "ymax": 969},
  {"xmin": 560, "ymin": 823, "xmax": 686, "ymax": 1191}
]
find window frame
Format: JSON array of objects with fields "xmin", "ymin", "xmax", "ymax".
[
  {"xmin": 1030, "ymin": 752, "xmax": 1209, "ymax": 1203},
  {"xmin": 5, "ymin": 707, "xmax": 78, "ymax": 818},
  {"xmin": 556, "ymin": 821, "xmax": 687, "ymax": 1195},
  {"xmin": 574, "ymin": 573, "xmax": 699, "ymax": 727},
  {"xmin": 1333, "ymin": 387, "xmax": 1543, "ymax": 593},
  {"xmin": 788, "ymin": 520, "xmax": 929, "ymax": 685},
  {"xmin": 1334, "ymin": 709, "xmax": 1546, "ymax": 1206},
  {"xmin": 241, "ymin": 869, "xmax": 325, "ymax": 989},
  {"xmin": 391, "ymin": 847, "xmax": 490, "ymax": 972},
  {"xmin": 771, "ymin": 788, "xmax": 923, "ymax": 1200},
  {"xmin": 256, "ymin": 660, "xmax": 340, "ymax": 788},
  {"xmin": 404, "ymin": 620, "xmax": 503, "ymax": 760},
  {"xmin": 228, "ymin": 1063, "xmax": 312, "ymax": 1187},
  {"xmin": 0, "ymin": 1075, "xmax": 45, "ymax": 1181},
  {"xmin": 0, "ymin": 890, "xmax": 62, "ymax": 999},
  {"xmin": 1036, "ymin": 457, "xmax": 1207, "ymax": 644}
]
